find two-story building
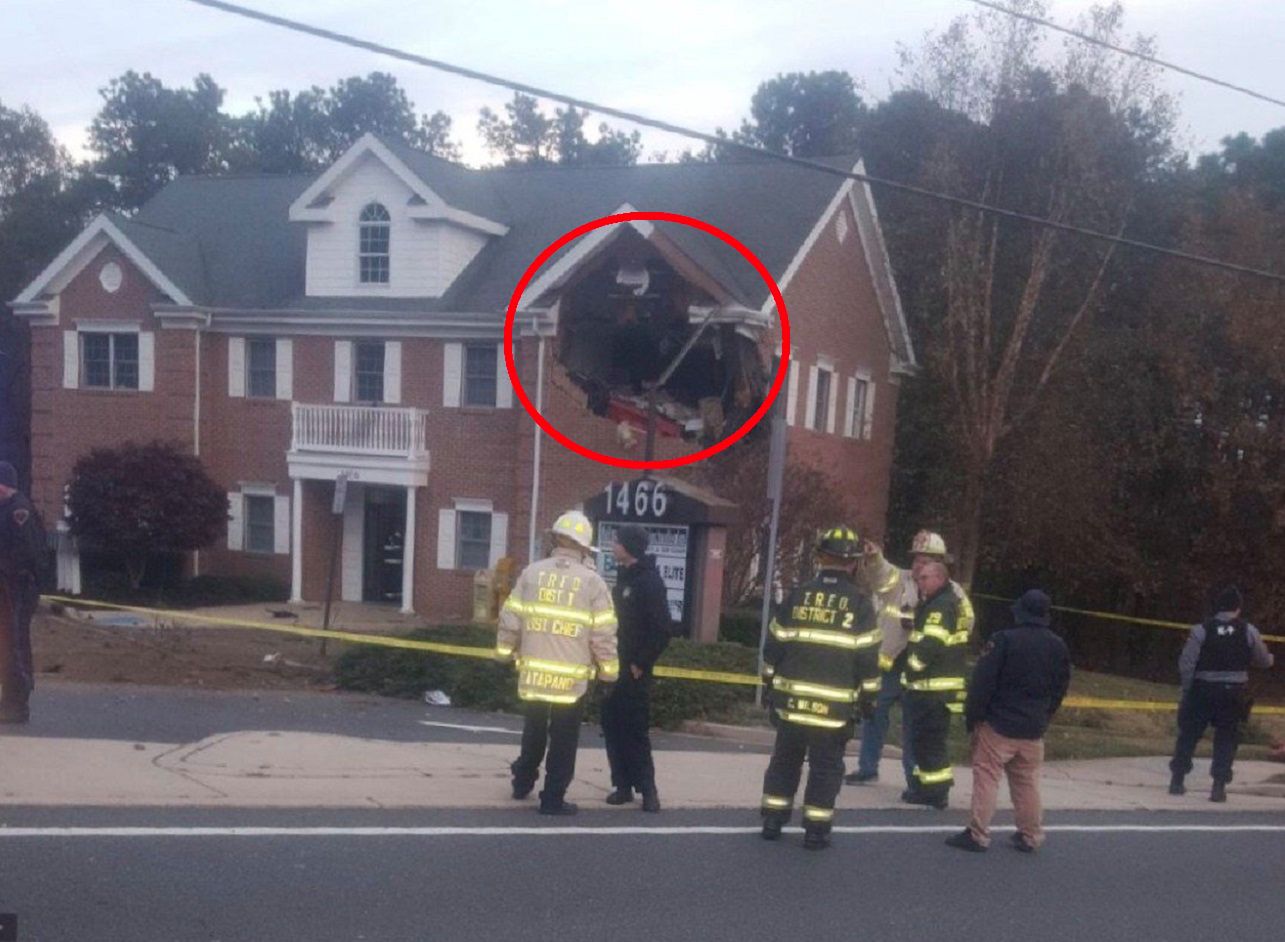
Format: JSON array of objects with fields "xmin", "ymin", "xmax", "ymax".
[{"xmin": 11, "ymin": 133, "xmax": 914, "ymax": 621}]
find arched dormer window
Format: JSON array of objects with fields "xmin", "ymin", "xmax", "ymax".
[{"xmin": 359, "ymin": 202, "xmax": 391, "ymax": 284}]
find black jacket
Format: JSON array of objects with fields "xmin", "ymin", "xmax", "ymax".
[
  {"xmin": 612, "ymin": 555, "xmax": 673, "ymax": 674},
  {"xmin": 0, "ymin": 492, "xmax": 46, "ymax": 579},
  {"xmin": 965, "ymin": 617, "xmax": 1071, "ymax": 740}
]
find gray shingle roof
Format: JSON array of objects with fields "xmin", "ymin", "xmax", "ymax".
[{"xmin": 128, "ymin": 143, "xmax": 878, "ymax": 329}]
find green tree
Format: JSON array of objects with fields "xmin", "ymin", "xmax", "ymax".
[
  {"xmin": 67, "ymin": 442, "xmax": 228, "ymax": 589},
  {"xmin": 89, "ymin": 71, "xmax": 230, "ymax": 209},
  {"xmin": 478, "ymin": 93, "xmax": 640, "ymax": 167},
  {"xmin": 732, "ymin": 70, "xmax": 866, "ymax": 158}
]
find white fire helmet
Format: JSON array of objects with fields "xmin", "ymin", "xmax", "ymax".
[{"xmin": 550, "ymin": 510, "xmax": 596, "ymax": 552}]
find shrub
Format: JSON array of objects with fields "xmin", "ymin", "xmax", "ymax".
[
  {"xmin": 334, "ymin": 628, "xmax": 763, "ymax": 728},
  {"xmin": 718, "ymin": 610, "xmax": 763, "ymax": 648}
]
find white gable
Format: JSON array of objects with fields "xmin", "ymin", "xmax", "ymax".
[{"xmin": 302, "ymin": 152, "xmax": 491, "ymax": 299}]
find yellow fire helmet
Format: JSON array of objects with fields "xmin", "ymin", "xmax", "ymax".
[
  {"xmin": 910, "ymin": 530, "xmax": 948, "ymax": 557},
  {"xmin": 550, "ymin": 510, "xmax": 596, "ymax": 552}
]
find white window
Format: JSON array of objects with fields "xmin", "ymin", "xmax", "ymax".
[
  {"xmin": 81, "ymin": 332, "xmax": 138, "ymax": 390},
  {"xmin": 436, "ymin": 501, "xmax": 509, "ymax": 570},
  {"xmin": 463, "ymin": 344, "xmax": 498, "ymax": 407},
  {"xmin": 358, "ymin": 202, "xmax": 391, "ymax": 285},
  {"xmin": 444, "ymin": 343, "xmax": 511, "ymax": 409},
  {"xmin": 846, "ymin": 375, "xmax": 869, "ymax": 439},
  {"xmin": 246, "ymin": 338, "xmax": 277, "ymax": 398},
  {"xmin": 227, "ymin": 488, "xmax": 291, "ymax": 555},
  {"xmin": 806, "ymin": 360, "xmax": 837, "ymax": 434},
  {"xmin": 354, "ymin": 341, "xmax": 386, "ymax": 403}
]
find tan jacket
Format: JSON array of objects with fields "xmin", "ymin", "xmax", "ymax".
[
  {"xmin": 858, "ymin": 550, "xmax": 974, "ymax": 671},
  {"xmin": 496, "ymin": 547, "xmax": 620, "ymax": 704}
]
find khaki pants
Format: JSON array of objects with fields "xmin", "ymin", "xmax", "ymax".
[{"xmin": 967, "ymin": 722, "xmax": 1045, "ymax": 848}]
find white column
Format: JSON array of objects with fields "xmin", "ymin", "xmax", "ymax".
[
  {"xmin": 290, "ymin": 478, "xmax": 304, "ymax": 603},
  {"xmin": 401, "ymin": 485, "xmax": 417, "ymax": 614}
]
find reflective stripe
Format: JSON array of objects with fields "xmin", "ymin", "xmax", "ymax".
[
  {"xmin": 519, "ymin": 691, "xmax": 581, "ymax": 704},
  {"xmin": 914, "ymin": 766, "xmax": 955, "ymax": 785},
  {"xmin": 946, "ymin": 703, "xmax": 965, "ymax": 714},
  {"xmin": 495, "ymin": 645, "xmax": 514, "ymax": 658},
  {"xmin": 762, "ymin": 795, "xmax": 792, "ymax": 810},
  {"xmin": 922, "ymin": 625, "xmax": 970, "ymax": 646},
  {"xmin": 803, "ymin": 805, "xmax": 835, "ymax": 822},
  {"xmin": 861, "ymin": 678, "xmax": 882, "ymax": 692},
  {"xmin": 772, "ymin": 625, "xmax": 877, "ymax": 651},
  {"xmin": 763, "ymin": 664, "xmax": 776, "ymax": 677},
  {"xmin": 907, "ymin": 654, "xmax": 927, "ymax": 672},
  {"xmin": 597, "ymin": 660, "xmax": 620, "ymax": 680},
  {"xmin": 523, "ymin": 603, "xmax": 594, "ymax": 625},
  {"xmin": 905, "ymin": 676, "xmax": 966, "ymax": 692},
  {"xmin": 503, "ymin": 598, "xmax": 526, "ymax": 614},
  {"xmin": 778, "ymin": 710, "xmax": 848, "ymax": 729},
  {"xmin": 880, "ymin": 570, "xmax": 901, "ymax": 594},
  {"xmin": 881, "ymin": 604, "xmax": 904, "ymax": 619},
  {"xmin": 516, "ymin": 657, "xmax": 594, "ymax": 679},
  {"xmin": 878, "ymin": 653, "xmax": 895, "ymax": 672},
  {"xmin": 772, "ymin": 676, "xmax": 858, "ymax": 702},
  {"xmin": 908, "ymin": 631, "xmax": 923, "ymax": 643},
  {"xmin": 592, "ymin": 610, "xmax": 618, "ymax": 628}
]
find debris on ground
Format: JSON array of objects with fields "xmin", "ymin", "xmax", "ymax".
[{"xmin": 423, "ymin": 690, "xmax": 452, "ymax": 707}]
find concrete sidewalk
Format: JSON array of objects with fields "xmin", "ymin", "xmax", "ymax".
[{"xmin": 2, "ymin": 727, "xmax": 1281, "ymax": 811}]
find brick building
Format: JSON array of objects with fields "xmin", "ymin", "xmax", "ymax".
[{"xmin": 11, "ymin": 134, "xmax": 914, "ymax": 621}]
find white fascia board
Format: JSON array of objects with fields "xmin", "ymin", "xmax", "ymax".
[
  {"xmin": 13, "ymin": 215, "xmax": 193, "ymax": 307},
  {"xmin": 759, "ymin": 167, "xmax": 858, "ymax": 319},
  {"xmin": 849, "ymin": 161, "xmax": 916, "ymax": 370},
  {"xmin": 288, "ymin": 133, "xmax": 507, "ymax": 237},
  {"xmin": 517, "ymin": 203, "xmax": 644, "ymax": 310}
]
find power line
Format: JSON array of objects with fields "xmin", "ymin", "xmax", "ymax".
[
  {"xmin": 185, "ymin": 0, "xmax": 1285, "ymax": 285},
  {"xmin": 965, "ymin": 0, "xmax": 1285, "ymax": 109}
]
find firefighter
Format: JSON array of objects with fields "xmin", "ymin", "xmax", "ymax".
[
  {"xmin": 0, "ymin": 462, "xmax": 45, "ymax": 724},
  {"xmin": 760, "ymin": 526, "xmax": 881, "ymax": 850},
  {"xmin": 496, "ymin": 510, "xmax": 619, "ymax": 815},
  {"xmin": 902, "ymin": 559, "xmax": 970, "ymax": 809},
  {"xmin": 847, "ymin": 530, "xmax": 974, "ymax": 792}
]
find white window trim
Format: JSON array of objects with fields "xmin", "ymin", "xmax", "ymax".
[
  {"xmin": 244, "ymin": 336, "xmax": 279, "ymax": 400},
  {"xmin": 808, "ymin": 359, "xmax": 837, "ymax": 434},
  {"xmin": 453, "ymin": 498, "xmax": 494, "ymax": 513},
  {"xmin": 847, "ymin": 370, "xmax": 873, "ymax": 440},
  {"xmin": 236, "ymin": 484, "xmax": 285, "ymax": 557},
  {"xmin": 76, "ymin": 327, "xmax": 149, "ymax": 392},
  {"xmin": 460, "ymin": 342, "xmax": 503, "ymax": 409},
  {"xmin": 74, "ymin": 320, "xmax": 141, "ymax": 333}
]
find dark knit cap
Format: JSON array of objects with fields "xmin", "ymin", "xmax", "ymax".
[
  {"xmin": 0, "ymin": 461, "xmax": 17, "ymax": 489},
  {"xmin": 616, "ymin": 525, "xmax": 650, "ymax": 560},
  {"xmin": 1213, "ymin": 585, "xmax": 1243, "ymax": 614},
  {"xmin": 1011, "ymin": 589, "xmax": 1052, "ymax": 626}
]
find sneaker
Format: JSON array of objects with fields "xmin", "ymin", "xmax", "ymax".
[
  {"xmin": 604, "ymin": 788, "xmax": 634, "ymax": 806},
  {"xmin": 945, "ymin": 829, "xmax": 986, "ymax": 853},
  {"xmin": 844, "ymin": 770, "xmax": 879, "ymax": 786},
  {"xmin": 641, "ymin": 790, "xmax": 661, "ymax": 813},
  {"xmin": 803, "ymin": 828, "xmax": 831, "ymax": 851},
  {"xmin": 1168, "ymin": 775, "xmax": 1186, "ymax": 796},
  {"xmin": 538, "ymin": 801, "xmax": 579, "ymax": 816},
  {"xmin": 1010, "ymin": 832, "xmax": 1037, "ymax": 854},
  {"xmin": 1210, "ymin": 782, "xmax": 1227, "ymax": 803}
]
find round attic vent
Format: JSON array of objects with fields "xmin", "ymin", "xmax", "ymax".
[{"xmin": 99, "ymin": 261, "xmax": 123, "ymax": 293}]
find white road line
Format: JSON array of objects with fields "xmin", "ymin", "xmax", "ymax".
[
  {"xmin": 0, "ymin": 825, "xmax": 1282, "ymax": 838},
  {"xmin": 417, "ymin": 720, "xmax": 522, "ymax": 735}
]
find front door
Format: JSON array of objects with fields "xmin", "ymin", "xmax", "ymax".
[{"xmin": 362, "ymin": 486, "xmax": 406, "ymax": 604}]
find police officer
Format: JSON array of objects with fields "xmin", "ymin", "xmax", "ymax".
[
  {"xmin": 760, "ymin": 526, "xmax": 880, "ymax": 850},
  {"xmin": 902, "ymin": 559, "xmax": 970, "ymax": 809},
  {"xmin": 497, "ymin": 511, "xmax": 619, "ymax": 815},
  {"xmin": 1169, "ymin": 585, "xmax": 1275, "ymax": 802},
  {"xmin": 601, "ymin": 524, "xmax": 673, "ymax": 812},
  {"xmin": 0, "ymin": 461, "xmax": 45, "ymax": 724}
]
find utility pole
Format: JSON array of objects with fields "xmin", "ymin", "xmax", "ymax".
[{"xmin": 755, "ymin": 373, "xmax": 788, "ymax": 706}]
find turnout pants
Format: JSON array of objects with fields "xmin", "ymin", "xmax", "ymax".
[
  {"xmin": 0, "ymin": 574, "xmax": 36, "ymax": 711},
  {"xmin": 907, "ymin": 693, "xmax": 954, "ymax": 799},
  {"xmin": 761, "ymin": 719, "xmax": 850, "ymax": 832},
  {"xmin": 601, "ymin": 672, "xmax": 656, "ymax": 794},
  {"xmin": 967, "ymin": 723, "xmax": 1045, "ymax": 848},
  {"xmin": 1169, "ymin": 681, "xmax": 1249, "ymax": 785},
  {"xmin": 512, "ymin": 697, "xmax": 586, "ymax": 805}
]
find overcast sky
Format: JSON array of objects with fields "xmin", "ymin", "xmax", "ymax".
[{"xmin": 4, "ymin": 0, "xmax": 1283, "ymax": 167}]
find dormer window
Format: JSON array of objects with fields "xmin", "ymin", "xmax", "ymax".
[{"xmin": 358, "ymin": 202, "xmax": 391, "ymax": 284}]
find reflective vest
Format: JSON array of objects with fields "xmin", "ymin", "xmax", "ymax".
[
  {"xmin": 496, "ymin": 548, "xmax": 619, "ymax": 704},
  {"xmin": 763, "ymin": 569, "xmax": 881, "ymax": 730},
  {"xmin": 903, "ymin": 586, "xmax": 970, "ymax": 713}
]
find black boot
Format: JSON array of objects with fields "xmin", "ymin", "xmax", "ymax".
[
  {"xmin": 641, "ymin": 788, "xmax": 661, "ymax": 813},
  {"xmin": 538, "ymin": 800, "xmax": 579, "ymax": 816},
  {"xmin": 604, "ymin": 787, "xmax": 634, "ymax": 805},
  {"xmin": 1210, "ymin": 781, "xmax": 1227, "ymax": 803},
  {"xmin": 761, "ymin": 813, "xmax": 787, "ymax": 841},
  {"xmin": 803, "ymin": 825, "xmax": 832, "ymax": 851},
  {"xmin": 1168, "ymin": 774, "xmax": 1186, "ymax": 796}
]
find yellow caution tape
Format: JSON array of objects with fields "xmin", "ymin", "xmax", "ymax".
[
  {"xmin": 40, "ymin": 595, "xmax": 1285, "ymax": 714},
  {"xmin": 972, "ymin": 593, "xmax": 1285, "ymax": 645}
]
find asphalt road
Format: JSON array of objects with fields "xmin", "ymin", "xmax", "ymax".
[
  {"xmin": 0, "ymin": 808, "xmax": 1281, "ymax": 942},
  {"xmin": 7, "ymin": 680, "xmax": 765, "ymax": 753}
]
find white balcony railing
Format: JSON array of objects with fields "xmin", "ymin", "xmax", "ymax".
[{"xmin": 291, "ymin": 403, "xmax": 428, "ymax": 458}]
